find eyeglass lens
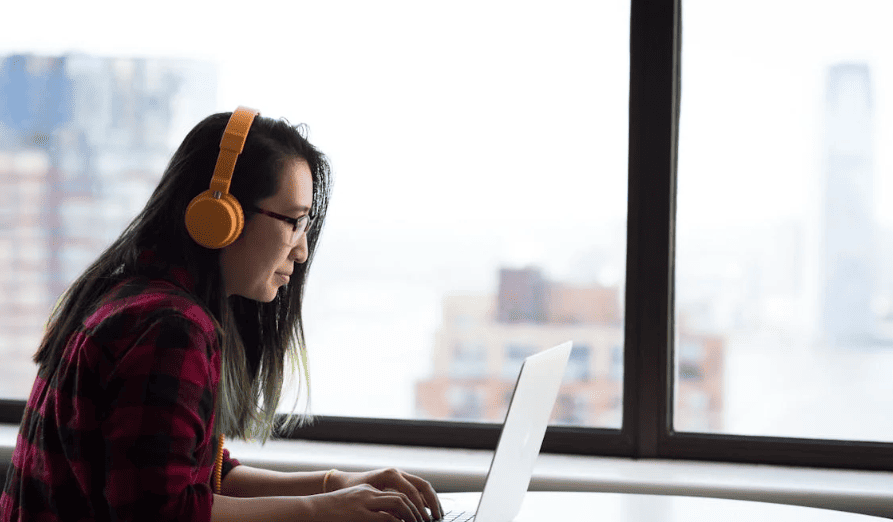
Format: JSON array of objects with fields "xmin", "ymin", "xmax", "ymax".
[{"xmin": 291, "ymin": 216, "xmax": 312, "ymax": 243}]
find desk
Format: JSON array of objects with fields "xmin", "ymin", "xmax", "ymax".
[{"xmin": 440, "ymin": 492, "xmax": 888, "ymax": 521}]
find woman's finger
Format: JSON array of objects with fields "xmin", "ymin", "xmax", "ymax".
[
  {"xmin": 396, "ymin": 489, "xmax": 426, "ymax": 522},
  {"xmin": 371, "ymin": 488, "xmax": 424, "ymax": 522},
  {"xmin": 389, "ymin": 476, "xmax": 432, "ymax": 520},
  {"xmin": 403, "ymin": 474, "xmax": 442, "ymax": 520},
  {"xmin": 380, "ymin": 491, "xmax": 424, "ymax": 522},
  {"xmin": 371, "ymin": 511, "xmax": 402, "ymax": 522}
]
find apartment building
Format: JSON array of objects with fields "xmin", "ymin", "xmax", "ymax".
[{"xmin": 417, "ymin": 267, "xmax": 724, "ymax": 430}]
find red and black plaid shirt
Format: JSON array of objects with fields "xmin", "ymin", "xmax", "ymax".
[{"xmin": 1, "ymin": 252, "xmax": 240, "ymax": 521}]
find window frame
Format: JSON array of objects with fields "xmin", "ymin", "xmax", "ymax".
[{"xmin": 2, "ymin": 0, "xmax": 892, "ymax": 472}]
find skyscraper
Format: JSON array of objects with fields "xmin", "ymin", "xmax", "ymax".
[
  {"xmin": 0, "ymin": 54, "xmax": 216, "ymax": 397},
  {"xmin": 821, "ymin": 63, "xmax": 874, "ymax": 346}
]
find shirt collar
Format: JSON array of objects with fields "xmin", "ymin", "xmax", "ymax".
[{"xmin": 134, "ymin": 249, "xmax": 198, "ymax": 294}]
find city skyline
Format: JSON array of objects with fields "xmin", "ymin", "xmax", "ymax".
[
  {"xmin": 1, "ymin": 48, "xmax": 892, "ymax": 441},
  {"xmin": 7, "ymin": 2, "xmax": 891, "ymax": 230},
  {"xmin": 0, "ymin": 54, "xmax": 217, "ymax": 397}
]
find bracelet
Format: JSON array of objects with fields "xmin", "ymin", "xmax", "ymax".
[
  {"xmin": 323, "ymin": 468, "xmax": 338, "ymax": 493},
  {"xmin": 213, "ymin": 434, "xmax": 225, "ymax": 494}
]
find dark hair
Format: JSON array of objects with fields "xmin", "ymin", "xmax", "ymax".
[{"xmin": 35, "ymin": 111, "xmax": 332, "ymax": 441}]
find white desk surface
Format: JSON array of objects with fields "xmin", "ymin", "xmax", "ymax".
[{"xmin": 439, "ymin": 491, "xmax": 889, "ymax": 521}]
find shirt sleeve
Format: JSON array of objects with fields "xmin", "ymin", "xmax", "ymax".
[
  {"xmin": 100, "ymin": 313, "xmax": 217, "ymax": 522},
  {"xmin": 222, "ymin": 448, "xmax": 241, "ymax": 480}
]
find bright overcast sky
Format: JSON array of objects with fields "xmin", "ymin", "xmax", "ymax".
[{"xmin": 3, "ymin": 0, "xmax": 892, "ymax": 228}]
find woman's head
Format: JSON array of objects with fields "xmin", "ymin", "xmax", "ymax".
[
  {"xmin": 136, "ymin": 111, "xmax": 331, "ymax": 291},
  {"xmin": 37, "ymin": 110, "xmax": 332, "ymax": 441}
]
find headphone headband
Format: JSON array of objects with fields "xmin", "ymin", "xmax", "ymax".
[{"xmin": 210, "ymin": 106, "xmax": 259, "ymax": 195}]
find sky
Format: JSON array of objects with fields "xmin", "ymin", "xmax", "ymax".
[
  {"xmin": 3, "ymin": 0, "xmax": 890, "ymax": 232},
  {"xmin": 679, "ymin": 0, "xmax": 892, "ymax": 225}
]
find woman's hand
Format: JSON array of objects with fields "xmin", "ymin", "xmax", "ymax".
[
  {"xmin": 314, "ymin": 483, "xmax": 434, "ymax": 522},
  {"xmin": 328, "ymin": 468, "xmax": 443, "ymax": 521}
]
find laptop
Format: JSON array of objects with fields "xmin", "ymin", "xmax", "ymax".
[{"xmin": 437, "ymin": 340, "xmax": 573, "ymax": 522}]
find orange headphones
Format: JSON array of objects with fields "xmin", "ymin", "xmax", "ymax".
[{"xmin": 185, "ymin": 106, "xmax": 260, "ymax": 249}]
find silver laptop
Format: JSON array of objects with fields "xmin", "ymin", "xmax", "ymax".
[{"xmin": 438, "ymin": 341, "xmax": 573, "ymax": 522}]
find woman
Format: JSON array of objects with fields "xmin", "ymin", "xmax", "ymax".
[{"xmin": 0, "ymin": 108, "xmax": 443, "ymax": 522}]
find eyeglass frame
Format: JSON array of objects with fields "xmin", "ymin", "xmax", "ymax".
[{"xmin": 243, "ymin": 204, "xmax": 315, "ymax": 244}]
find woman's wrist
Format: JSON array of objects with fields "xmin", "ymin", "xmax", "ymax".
[
  {"xmin": 322, "ymin": 469, "xmax": 338, "ymax": 493},
  {"xmin": 211, "ymin": 493, "xmax": 316, "ymax": 522}
]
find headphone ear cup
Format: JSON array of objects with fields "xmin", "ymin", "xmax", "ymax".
[{"xmin": 185, "ymin": 190, "xmax": 245, "ymax": 249}]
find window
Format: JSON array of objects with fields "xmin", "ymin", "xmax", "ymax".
[
  {"xmin": 501, "ymin": 344, "xmax": 539, "ymax": 380},
  {"xmin": 3, "ymin": 2, "xmax": 633, "ymax": 429},
  {"xmin": 450, "ymin": 341, "xmax": 487, "ymax": 379},
  {"xmin": 566, "ymin": 344, "xmax": 591, "ymax": 382},
  {"xmin": 446, "ymin": 386, "xmax": 485, "ymax": 422},
  {"xmin": 676, "ymin": 0, "xmax": 893, "ymax": 443},
  {"xmin": 2, "ymin": 0, "xmax": 891, "ymax": 472}
]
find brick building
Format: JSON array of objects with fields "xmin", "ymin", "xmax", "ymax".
[{"xmin": 416, "ymin": 267, "xmax": 724, "ymax": 431}]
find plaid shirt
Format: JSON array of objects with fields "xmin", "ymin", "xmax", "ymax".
[{"xmin": 1, "ymin": 252, "xmax": 240, "ymax": 521}]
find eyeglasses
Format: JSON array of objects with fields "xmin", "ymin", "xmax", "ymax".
[{"xmin": 244, "ymin": 204, "xmax": 314, "ymax": 245}]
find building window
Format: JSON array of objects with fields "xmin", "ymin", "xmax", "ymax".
[
  {"xmin": 450, "ymin": 341, "xmax": 487, "ymax": 379},
  {"xmin": 447, "ymin": 386, "xmax": 485, "ymax": 421},
  {"xmin": 566, "ymin": 344, "xmax": 592, "ymax": 382},
  {"xmin": 502, "ymin": 344, "xmax": 539, "ymax": 380}
]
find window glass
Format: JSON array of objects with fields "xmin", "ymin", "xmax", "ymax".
[
  {"xmin": 1, "ymin": 1, "xmax": 629, "ymax": 430},
  {"xmin": 676, "ymin": 0, "xmax": 893, "ymax": 441}
]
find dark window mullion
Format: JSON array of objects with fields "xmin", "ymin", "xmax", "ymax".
[
  {"xmin": 281, "ymin": 416, "xmax": 503, "ymax": 449},
  {"xmin": 623, "ymin": 0, "xmax": 681, "ymax": 459}
]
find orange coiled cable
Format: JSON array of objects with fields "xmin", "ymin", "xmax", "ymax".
[{"xmin": 213, "ymin": 434, "xmax": 225, "ymax": 494}]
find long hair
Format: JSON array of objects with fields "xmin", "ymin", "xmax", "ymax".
[{"xmin": 34, "ymin": 111, "xmax": 332, "ymax": 442}]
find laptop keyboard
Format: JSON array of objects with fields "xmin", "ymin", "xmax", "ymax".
[{"xmin": 436, "ymin": 510, "xmax": 475, "ymax": 522}]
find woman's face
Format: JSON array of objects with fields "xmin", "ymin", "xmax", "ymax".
[{"xmin": 220, "ymin": 158, "xmax": 314, "ymax": 302}]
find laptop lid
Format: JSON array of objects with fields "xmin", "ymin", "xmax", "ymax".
[{"xmin": 473, "ymin": 340, "xmax": 573, "ymax": 522}]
